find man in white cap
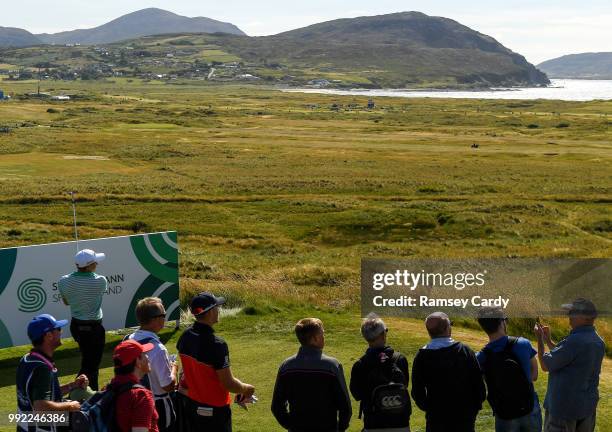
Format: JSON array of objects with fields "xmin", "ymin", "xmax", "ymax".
[{"xmin": 58, "ymin": 248, "xmax": 107, "ymax": 390}]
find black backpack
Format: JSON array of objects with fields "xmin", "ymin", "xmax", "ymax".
[
  {"xmin": 360, "ymin": 352, "xmax": 411, "ymax": 428},
  {"xmin": 71, "ymin": 382, "xmax": 144, "ymax": 432},
  {"xmin": 481, "ymin": 337, "xmax": 534, "ymax": 420}
]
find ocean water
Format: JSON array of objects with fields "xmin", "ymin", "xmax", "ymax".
[{"xmin": 283, "ymin": 79, "xmax": 612, "ymax": 101}]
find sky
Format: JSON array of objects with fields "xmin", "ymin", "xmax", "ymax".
[{"xmin": 4, "ymin": 0, "xmax": 612, "ymax": 64}]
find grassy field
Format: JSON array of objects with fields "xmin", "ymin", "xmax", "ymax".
[
  {"xmin": 0, "ymin": 78, "xmax": 610, "ymax": 429},
  {"xmin": 0, "ymin": 310, "xmax": 610, "ymax": 432}
]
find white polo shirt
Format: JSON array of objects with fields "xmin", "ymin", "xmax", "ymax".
[{"xmin": 126, "ymin": 329, "xmax": 173, "ymax": 396}]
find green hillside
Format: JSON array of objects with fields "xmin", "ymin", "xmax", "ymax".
[
  {"xmin": 221, "ymin": 12, "xmax": 549, "ymax": 88},
  {"xmin": 538, "ymin": 52, "xmax": 612, "ymax": 79},
  {"xmin": 0, "ymin": 27, "xmax": 41, "ymax": 48},
  {"xmin": 0, "ymin": 12, "xmax": 549, "ymax": 89}
]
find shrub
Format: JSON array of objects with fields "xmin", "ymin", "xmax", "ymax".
[
  {"xmin": 412, "ymin": 219, "xmax": 437, "ymax": 230},
  {"xmin": 437, "ymin": 213, "xmax": 454, "ymax": 225},
  {"xmin": 129, "ymin": 220, "xmax": 150, "ymax": 233},
  {"xmin": 588, "ymin": 220, "xmax": 612, "ymax": 233},
  {"xmin": 286, "ymin": 265, "xmax": 349, "ymax": 287}
]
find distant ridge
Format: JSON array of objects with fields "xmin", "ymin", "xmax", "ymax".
[
  {"xmin": 220, "ymin": 11, "xmax": 549, "ymax": 87},
  {"xmin": 36, "ymin": 8, "xmax": 245, "ymax": 45},
  {"xmin": 1, "ymin": 10, "xmax": 549, "ymax": 88},
  {"xmin": 538, "ymin": 52, "xmax": 612, "ymax": 79},
  {"xmin": 0, "ymin": 27, "xmax": 41, "ymax": 47}
]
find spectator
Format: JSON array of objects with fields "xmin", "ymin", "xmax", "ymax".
[
  {"xmin": 16, "ymin": 314, "xmax": 87, "ymax": 432},
  {"xmin": 411, "ymin": 312, "xmax": 485, "ymax": 432},
  {"xmin": 272, "ymin": 318, "xmax": 352, "ymax": 432},
  {"xmin": 58, "ymin": 248, "xmax": 107, "ymax": 390},
  {"xmin": 125, "ymin": 297, "xmax": 178, "ymax": 432},
  {"xmin": 111, "ymin": 339, "xmax": 159, "ymax": 432},
  {"xmin": 177, "ymin": 292, "xmax": 254, "ymax": 432},
  {"xmin": 535, "ymin": 298, "xmax": 605, "ymax": 432},
  {"xmin": 477, "ymin": 307, "xmax": 541, "ymax": 432},
  {"xmin": 350, "ymin": 313, "xmax": 411, "ymax": 432}
]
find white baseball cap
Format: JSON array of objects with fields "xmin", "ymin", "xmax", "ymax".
[{"xmin": 75, "ymin": 249, "xmax": 105, "ymax": 268}]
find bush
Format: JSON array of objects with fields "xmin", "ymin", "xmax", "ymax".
[
  {"xmin": 556, "ymin": 122, "xmax": 570, "ymax": 128},
  {"xmin": 437, "ymin": 213, "xmax": 454, "ymax": 225},
  {"xmin": 417, "ymin": 186, "xmax": 445, "ymax": 194},
  {"xmin": 412, "ymin": 219, "xmax": 437, "ymax": 230},
  {"xmin": 526, "ymin": 124, "xmax": 539, "ymax": 129},
  {"xmin": 286, "ymin": 265, "xmax": 349, "ymax": 287},
  {"xmin": 587, "ymin": 220, "xmax": 612, "ymax": 233},
  {"xmin": 129, "ymin": 220, "xmax": 150, "ymax": 233}
]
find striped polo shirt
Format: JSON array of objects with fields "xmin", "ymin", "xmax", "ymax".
[{"xmin": 58, "ymin": 272, "xmax": 107, "ymax": 321}]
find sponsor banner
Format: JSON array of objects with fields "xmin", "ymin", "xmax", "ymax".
[
  {"xmin": 0, "ymin": 232, "xmax": 179, "ymax": 348},
  {"xmin": 361, "ymin": 258, "xmax": 611, "ymax": 318}
]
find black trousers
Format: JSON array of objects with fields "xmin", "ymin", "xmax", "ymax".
[
  {"xmin": 176, "ymin": 393, "xmax": 231, "ymax": 432},
  {"xmin": 156, "ymin": 393, "xmax": 177, "ymax": 432},
  {"xmin": 70, "ymin": 319, "xmax": 105, "ymax": 391},
  {"xmin": 426, "ymin": 415, "xmax": 477, "ymax": 432}
]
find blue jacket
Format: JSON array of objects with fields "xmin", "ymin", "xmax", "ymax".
[{"xmin": 543, "ymin": 325, "xmax": 605, "ymax": 420}]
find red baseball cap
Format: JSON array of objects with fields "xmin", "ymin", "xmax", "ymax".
[{"xmin": 113, "ymin": 339, "xmax": 155, "ymax": 367}]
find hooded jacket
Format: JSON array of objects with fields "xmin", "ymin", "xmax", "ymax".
[{"xmin": 411, "ymin": 341, "xmax": 485, "ymax": 420}]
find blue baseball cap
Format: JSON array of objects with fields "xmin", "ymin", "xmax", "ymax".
[{"xmin": 27, "ymin": 314, "xmax": 69, "ymax": 341}]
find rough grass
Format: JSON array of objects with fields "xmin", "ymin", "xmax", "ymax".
[
  {"xmin": 0, "ymin": 309, "xmax": 609, "ymax": 432},
  {"xmin": 0, "ymin": 80, "xmax": 610, "ymax": 427}
]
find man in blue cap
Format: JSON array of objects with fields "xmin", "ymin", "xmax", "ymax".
[{"xmin": 16, "ymin": 314, "xmax": 90, "ymax": 432}]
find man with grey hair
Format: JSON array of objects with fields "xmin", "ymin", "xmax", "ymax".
[
  {"xmin": 411, "ymin": 312, "xmax": 485, "ymax": 432},
  {"xmin": 350, "ymin": 313, "xmax": 411, "ymax": 431}
]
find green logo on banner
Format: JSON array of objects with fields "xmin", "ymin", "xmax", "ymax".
[
  {"xmin": 0, "ymin": 248, "xmax": 18, "ymax": 297},
  {"xmin": 126, "ymin": 232, "xmax": 180, "ymax": 327},
  {"xmin": 17, "ymin": 278, "xmax": 47, "ymax": 312},
  {"xmin": 0, "ymin": 319, "xmax": 13, "ymax": 348}
]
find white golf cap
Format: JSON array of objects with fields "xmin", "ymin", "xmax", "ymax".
[{"xmin": 75, "ymin": 249, "xmax": 105, "ymax": 268}]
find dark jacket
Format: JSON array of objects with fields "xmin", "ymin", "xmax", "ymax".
[
  {"xmin": 411, "ymin": 341, "xmax": 486, "ymax": 421},
  {"xmin": 271, "ymin": 346, "xmax": 352, "ymax": 432},
  {"xmin": 350, "ymin": 346, "xmax": 411, "ymax": 429}
]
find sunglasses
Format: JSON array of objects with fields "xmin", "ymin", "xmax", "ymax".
[{"xmin": 152, "ymin": 313, "xmax": 166, "ymax": 319}]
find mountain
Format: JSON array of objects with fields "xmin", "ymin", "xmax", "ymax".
[
  {"xmin": 36, "ymin": 8, "xmax": 245, "ymax": 45},
  {"xmin": 2, "ymin": 11, "xmax": 548, "ymax": 89},
  {"xmin": 0, "ymin": 27, "xmax": 42, "ymax": 47},
  {"xmin": 221, "ymin": 11, "xmax": 549, "ymax": 87},
  {"xmin": 538, "ymin": 53, "xmax": 612, "ymax": 79}
]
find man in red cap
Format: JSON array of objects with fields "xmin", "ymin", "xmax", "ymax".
[{"xmin": 111, "ymin": 339, "xmax": 159, "ymax": 432}]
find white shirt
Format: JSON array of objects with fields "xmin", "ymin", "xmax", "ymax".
[{"xmin": 127, "ymin": 329, "xmax": 174, "ymax": 396}]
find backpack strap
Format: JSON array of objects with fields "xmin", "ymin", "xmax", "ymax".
[
  {"xmin": 504, "ymin": 336, "xmax": 518, "ymax": 354},
  {"xmin": 390, "ymin": 352, "xmax": 401, "ymax": 366},
  {"xmin": 29, "ymin": 351, "xmax": 57, "ymax": 372},
  {"xmin": 110, "ymin": 382, "xmax": 145, "ymax": 396}
]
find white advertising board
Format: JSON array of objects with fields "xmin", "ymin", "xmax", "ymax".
[{"xmin": 0, "ymin": 232, "xmax": 179, "ymax": 348}]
